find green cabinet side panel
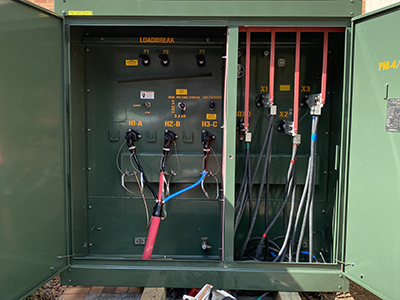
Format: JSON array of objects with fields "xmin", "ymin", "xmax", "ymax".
[
  {"xmin": 0, "ymin": 1, "xmax": 66, "ymax": 299},
  {"xmin": 55, "ymin": 0, "xmax": 361, "ymax": 18},
  {"xmin": 346, "ymin": 4, "xmax": 400, "ymax": 300}
]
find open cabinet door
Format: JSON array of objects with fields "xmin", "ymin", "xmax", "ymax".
[
  {"xmin": 345, "ymin": 3, "xmax": 400, "ymax": 300},
  {"xmin": 0, "ymin": 1, "xmax": 66, "ymax": 299}
]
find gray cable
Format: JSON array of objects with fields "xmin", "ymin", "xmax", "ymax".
[{"xmin": 273, "ymin": 162, "xmax": 297, "ymax": 262}]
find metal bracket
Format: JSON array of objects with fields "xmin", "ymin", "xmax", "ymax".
[
  {"xmin": 146, "ymin": 131, "xmax": 157, "ymax": 143},
  {"xmin": 183, "ymin": 132, "xmax": 194, "ymax": 143},
  {"xmin": 108, "ymin": 131, "xmax": 120, "ymax": 142}
]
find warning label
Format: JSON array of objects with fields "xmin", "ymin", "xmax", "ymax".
[
  {"xmin": 126, "ymin": 59, "xmax": 138, "ymax": 66},
  {"xmin": 140, "ymin": 91, "xmax": 154, "ymax": 99}
]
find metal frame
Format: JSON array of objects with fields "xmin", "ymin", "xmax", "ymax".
[{"xmin": 61, "ymin": 22, "xmax": 350, "ymax": 292}]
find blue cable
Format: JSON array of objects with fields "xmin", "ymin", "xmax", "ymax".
[
  {"xmin": 163, "ymin": 171, "xmax": 208, "ymax": 203},
  {"xmin": 301, "ymin": 251, "xmax": 316, "ymax": 259}
]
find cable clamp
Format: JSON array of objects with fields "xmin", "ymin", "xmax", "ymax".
[
  {"xmin": 129, "ymin": 146, "xmax": 136, "ymax": 150},
  {"xmin": 293, "ymin": 134, "xmax": 301, "ymax": 145},
  {"xmin": 203, "ymin": 148, "xmax": 211, "ymax": 152},
  {"xmin": 308, "ymin": 93, "xmax": 323, "ymax": 116},
  {"xmin": 162, "ymin": 148, "xmax": 171, "ymax": 152}
]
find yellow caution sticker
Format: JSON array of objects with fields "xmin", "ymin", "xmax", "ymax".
[
  {"xmin": 68, "ymin": 11, "xmax": 93, "ymax": 15},
  {"xmin": 126, "ymin": 59, "xmax": 138, "ymax": 66},
  {"xmin": 206, "ymin": 114, "xmax": 217, "ymax": 120},
  {"xmin": 280, "ymin": 85, "xmax": 291, "ymax": 91},
  {"xmin": 176, "ymin": 89, "xmax": 188, "ymax": 95}
]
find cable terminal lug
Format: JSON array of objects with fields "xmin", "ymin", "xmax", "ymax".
[
  {"xmin": 245, "ymin": 131, "xmax": 252, "ymax": 143},
  {"xmin": 308, "ymin": 93, "xmax": 323, "ymax": 116},
  {"xmin": 269, "ymin": 105, "xmax": 277, "ymax": 116}
]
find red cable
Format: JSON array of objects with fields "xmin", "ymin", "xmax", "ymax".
[
  {"xmin": 244, "ymin": 28, "xmax": 251, "ymax": 131},
  {"xmin": 142, "ymin": 171, "xmax": 164, "ymax": 259},
  {"xmin": 269, "ymin": 29, "xmax": 275, "ymax": 104},
  {"xmin": 293, "ymin": 30, "xmax": 301, "ymax": 133},
  {"xmin": 321, "ymin": 30, "xmax": 329, "ymax": 104}
]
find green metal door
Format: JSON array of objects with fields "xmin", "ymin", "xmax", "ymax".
[
  {"xmin": 345, "ymin": 3, "xmax": 400, "ymax": 300},
  {"xmin": 0, "ymin": 1, "xmax": 66, "ymax": 299}
]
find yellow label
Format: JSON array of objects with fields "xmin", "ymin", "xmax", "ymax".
[
  {"xmin": 176, "ymin": 89, "xmax": 188, "ymax": 95},
  {"xmin": 68, "ymin": 11, "xmax": 93, "ymax": 15},
  {"xmin": 379, "ymin": 60, "xmax": 400, "ymax": 71},
  {"xmin": 133, "ymin": 104, "xmax": 141, "ymax": 107},
  {"xmin": 280, "ymin": 85, "xmax": 291, "ymax": 91},
  {"xmin": 206, "ymin": 114, "xmax": 217, "ymax": 120},
  {"xmin": 140, "ymin": 37, "xmax": 175, "ymax": 43},
  {"xmin": 126, "ymin": 59, "xmax": 138, "ymax": 66},
  {"xmin": 128, "ymin": 120, "xmax": 143, "ymax": 126}
]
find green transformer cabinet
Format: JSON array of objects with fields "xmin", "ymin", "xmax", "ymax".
[{"xmin": 1, "ymin": 0, "xmax": 400, "ymax": 299}]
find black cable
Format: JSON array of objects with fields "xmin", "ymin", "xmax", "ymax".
[
  {"xmin": 239, "ymin": 123, "xmax": 274, "ymax": 259},
  {"xmin": 254, "ymin": 144, "xmax": 298, "ymax": 260},
  {"xmin": 132, "ymin": 153, "xmax": 158, "ymax": 200}
]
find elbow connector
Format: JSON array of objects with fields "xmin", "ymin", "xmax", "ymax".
[
  {"xmin": 201, "ymin": 130, "xmax": 215, "ymax": 154},
  {"xmin": 125, "ymin": 129, "xmax": 142, "ymax": 154},
  {"xmin": 163, "ymin": 130, "xmax": 178, "ymax": 155}
]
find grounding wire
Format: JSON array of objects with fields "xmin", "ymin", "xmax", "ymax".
[
  {"xmin": 201, "ymin": 174, "xmax": 219, "ymax": 200},
  {"xmin": 116, "ymin": 140, "xmax": 128, "ymax": 175},
  {"xmin": 133, "ymin": 171, "xmax": 150, "ymax": 225}
]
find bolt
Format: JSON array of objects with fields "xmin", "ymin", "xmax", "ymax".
[
  {"xmin": 229, "ymin": 155, "xmax": 233, "ymax": 160},
  {"xmin": 87, "ymin": 128, "xmax": 91, "ymax": 131},
  {"xmin": 88, "ymin": 205, "xmax": 92, "ymax": 209},
  {"xmin": 324, "ymin": 171, "xmax": 327, "ymax": 174},
  {"xmin": 69, "ymin": 279, "xmax": 72, "ymax": 282},
  {"xmin": 62, "ymin": 10, "xmax": 66, "ymax": 15},
  {"xmin": 325, "ymin": 131, "xmax": 329, "ymax": 135},
  {"xmin": 89, "ymin": 243, "xmax": 93, "ymax": 247},
  {"xmin": 360, "ymin": 274, "xmax": 364, "ymax": 279},
  {"xmin": 322, "ymin": 210, "xmax": 326, "ymax": 214},
  {"xmin": 86, "ymin": 48, "xmax": 90, "ymax": 52},
  {"xmin": 100, "ymin": 37, "xmax": 104, "ymax": 41},
  {"xmin": 350, "ymin": 11, "xmax": 354, "ymax": 16},
  {"xmin": 206, "ymin": 38, "xmax": 210, "ymax": 42},
  {"xmin": 339, "ymin": 274, "xmax": 343, "ymax": 278},
  {"xmin": 338, "ymin": 285, "xmax": 342, "ymax": 289},
  {"xmin": 68, "ymin": 268, "xmax": 72, "ymax": 272},
  {"xmin": 88, "ymin": 167, "xmax": 91, "ymax": 171},
  {"xmin": 50, "ymin": 266, "xmax": 54, "ymax": 271},
  {"xmin": 86, "ymin": 89, "xmax": 90, "ymax": 92}
]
